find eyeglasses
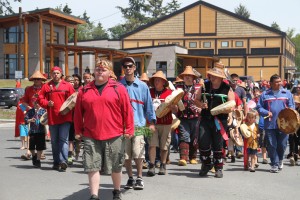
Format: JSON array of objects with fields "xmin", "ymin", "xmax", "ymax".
[{"xmin": 123, "ymin": 64, "xmax": 134, "ymax": 69}]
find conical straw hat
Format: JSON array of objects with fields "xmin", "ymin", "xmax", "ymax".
[
  {"xmin": 29, "ymin": 70, "xmax": 47, "ymax": 81},
  {"xmin": 173, "ymin": 76, "xmax": 184, "ymax": 84},
  {"xmin": 140, "ymin": 73, "xmax": 149, "ymax": 82},
  {"xmin": 207, "ymin": 62, "xmax": 226, "ymax": 79},
  {"xmin": 149, "ymin": 71, "xmax": 169, "ymax": 87},
  {"xmin": 178, "ymin": 66, "xmax": 197, "ymax": 80}
]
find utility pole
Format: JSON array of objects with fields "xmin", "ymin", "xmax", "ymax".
[{"xmin": 17, "ymin": 7, "xmax": 22, "ymax": 71}]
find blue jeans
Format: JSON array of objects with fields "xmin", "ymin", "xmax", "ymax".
[
  {"xmin": 49, "ymin": 123, "xmax": 70, "ymax": 165},
  {"xmin": 265, "ymin": 129, "xmax": 288, "ymax": 167}
]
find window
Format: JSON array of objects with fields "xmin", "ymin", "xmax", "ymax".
[
  {"xmin": 156, "ymin": 61, "xmax": 167, "ymax": 76},
  {"xmin": 45, "ymin": 30, "xmax": 59, "ymax": 44},
  {"xmin": 189, "ymin": 42, "xmax": 197, "ymax": 48},
  {"xmin": 4, "ymin": 54, "xmax": 24, "ymax": 79},
  {"xmin": 235, "ymin": 41, "xmax": 244, "ymax": 47},
  {"xmin": 158, "ymin": 42, "xmax": 166, "ymax": 45},
  {"xmin": 203, "ymin": 42, "xmax": 211, "ymax": 48},
  {"xmin": 4, "ymin": 26, "xmax": 24, "ymax": 43},
  {"xmin": 172, "ymin": 42, "xmax": 180, "ymax": 45},
  {"xmin": 221, "ymin": 41, "xmax": 229, "ymax": 47}
]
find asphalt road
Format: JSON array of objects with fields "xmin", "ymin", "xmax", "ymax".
[{"xmin": 0, "ymin": 124, "xmax": 299, "ymax": 200}]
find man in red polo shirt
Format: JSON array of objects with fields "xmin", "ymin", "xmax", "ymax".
[{"xmin": 38, "ymin": 66, "xmax": 75, "ymax": 171}]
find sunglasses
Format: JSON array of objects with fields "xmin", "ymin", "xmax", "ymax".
[
  {"xmin": 33, "ymin": 78, "xmax": 42, "ymax": 81},
  {"xmin": 123, "ymin": 64, "xmax": 134, "ymax": 69}
]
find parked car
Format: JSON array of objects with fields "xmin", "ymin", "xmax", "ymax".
[{"xmin": 0, "ymin": 88, "xmax": 25, "ymax": 108}]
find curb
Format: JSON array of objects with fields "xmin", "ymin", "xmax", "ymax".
[{"xmin": 0, "ymin": 119, "xmax": 15, "ymax": 122}]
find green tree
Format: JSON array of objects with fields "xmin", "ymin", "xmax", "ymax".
[
  {"xmin": 112, "ymin": 0, "xmax": 181, "ymax": 38},
  {"xmin": 108, "ymin": 24, "xmax": 127, "ymax": 39},
  {"xmin": 146, "ymin": 0, "xmax": 164, "ymax": 19},
  {"xmin": 92, "ymin": 22, "xmax": 109, "ymax": 39},
  {"xmin": 271, "ymin": 22, "xmax": 281, "ymax": 31},
  {"xmin": 63, "ymin": 4, "xmax": 72, "ymax": 14},
  {"xmin": 291, "ymin": 33, "xmax": 300, "ymax": 68},
  {"xmin": 0, "ymin": 0, "xmax": 21, "ymax": 15},
  {"xmin": 286, "ymin": 28, "xmax": 295, "ymax": 39},
  {"xmin": 234, "ymin": 3, "xmax": 250, "ymax": 19},
  {"xmin": 164, "ymin": 0, "xmax": 181, "ymax": 15}
]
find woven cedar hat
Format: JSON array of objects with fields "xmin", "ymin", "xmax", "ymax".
[
  {"xmin": 29, "ymin": 70, "xmax": 47, "ymax": 81},
  {"xmin": 173, "ymin": 76, "xmax": 184, "ymax": 84},
  {"xmin": 294, "ymin": 95, "xmax": 300, "ymax": 104},
  {"xmin": 149, "ymin": 71, "xmax": 169, "ymax": 87},
  {"xmin": 140, "ymin": 73, "xmax": 149, "ymax": 82},
  {"xmin": 178, "ymin": 66, "xmax": 197, "ymax": 80},
  {"xmin": 207, "ymin": 62, "xmax": 226, "ymax": 79}
]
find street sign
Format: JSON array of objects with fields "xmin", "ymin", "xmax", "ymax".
[{"xmin": 15, "ymin": 71, "xmax": 22, "ymax": 79}]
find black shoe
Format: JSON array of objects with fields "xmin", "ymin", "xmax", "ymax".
[
  {"xmin": 158, "ymin": 163, "xmax": 166, "ymax": 175},
  {"xmin": 32, "ymin": 155, "xmax": 37, "ymax": 166},
  {"xmin": 147, "ymin": 163, "xmax": 155, "ymax": 177},
  {"xmin": 124, "ymin": 177, "xmax": 135, "ymax": 189},
  {"xmin": 89, "ymin": 194, "xmax": 99, "ymax": 200},
  {"xmin": 59, "ymin": 162, "xmax": 68, "ymax": 172},
  {"xmin": 52, "ymin": 164, "xmax": 60, "ymax": 171},
  {"xmin": 112, "ymin": 189, "xmax": 122, "ymax": 200},
  {"xmin": 133, "ymin": 177, "xmax": 144, "ymax": 190},
  {"xmin": 231, "ymin": 156, "xmax": 235, "ymax": 163},
  {"xmin": 215, "ymin": 169, "xmax": 223, "ymax": 178},
  {"xmin": 199, "ymin": 164, "xmax": 212, "ymax": 177},
  {"xmin": 34, "ymin": 160, "xmax": 41, "ymax": 168}
]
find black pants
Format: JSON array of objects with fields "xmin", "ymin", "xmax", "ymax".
[{"xmin": 198, "ymin": 117, "xmax": 226, "ymax": 169}]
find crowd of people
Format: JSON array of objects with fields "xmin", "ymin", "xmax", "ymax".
[{"xmin": 14, "ymin": 57, "xmax": 300, "ymax": 200}]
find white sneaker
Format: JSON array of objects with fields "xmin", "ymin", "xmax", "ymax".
[
  {"xmin": 279, "ymin": 160, "xmax": 283, "ymax": 170},
  {"xmin": 270, "ymin": 165, "xmax": 279, "ymax": 173}
]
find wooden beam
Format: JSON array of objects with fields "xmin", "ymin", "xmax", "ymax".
[
  {"xmin": 141, "ymin": 56, "xmax": 145, "ymax": 74},
  {"xmin": 24, "ymin": 19, "xmax": 29, "ymax": 78},
  {"xmin": 65, "ymin": 48, "xmax": 69, "ymax": 76},
  {"xmin": 39, "ymin": 16, "xmax": 43, "ymax": 72},
  {"xmin": 79, "ymin": 53, "xmax": 82, "ymax": 77},
  {"xmin": 50, "ymin": 22, "xmax": 54, "ymax": 69},
  {"xmin": 39, "ymin": 15, "xmax": 77, "ymax": 28},
  {"xmin": 74, "ymin": 28, "xmax": 78, "ymax": 68}
]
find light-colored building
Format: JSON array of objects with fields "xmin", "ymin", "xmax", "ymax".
[{"xmin": 120, "ymin": 0, "xmax": 296, "ymax": 81}]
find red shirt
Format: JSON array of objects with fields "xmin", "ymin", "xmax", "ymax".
[
  {"xmin": 234, "ymin": 92, "xmax": 242, "ymax": 107},
  {"xmin": 38, "ymin": 80, "xmax": 75, "ymax": 125},
  {"xmin": 23, "ymin": 85, "xmax": 43, "ymax": 108},
  {"xmin": 74, "ymin": 80, "xmax": 134, "ymax": 140},
  {"xmin": 150, "ymin": 88, "xmax": 173, "ymax": 125}
]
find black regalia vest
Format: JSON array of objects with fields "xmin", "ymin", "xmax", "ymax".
[{"xmin": 201, "ymin": 81, "xmax": 230, "ymax": 120}]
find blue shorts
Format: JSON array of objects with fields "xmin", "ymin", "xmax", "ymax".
[
  {"xmin": 19, "ymin": 124, "xmax": 28, "ymax": 137},
  {"xmin": 247, "ymin": 148, "xmax": 258, "ymax": 155}
]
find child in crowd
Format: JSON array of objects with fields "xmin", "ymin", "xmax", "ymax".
[
  {"xmin": 245, "ymin": 110, "xmax": 260, "ymax": 172},
  {"xmin": 24, "ymin": 100, "xmax": 47, "ymax": 168},
  {"xmin": 17, "ymin": 101, "xmax": 28, "ymax": 150}
]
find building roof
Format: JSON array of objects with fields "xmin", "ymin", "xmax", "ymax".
[
  {"xmin": 0, "ymin": 8, "xmax": 85, "ymax": 28},
  {"xmin": 47, "ymin": 43, "xmax": 128, "ymax": 58},
  {"xmin": 121, "ymin": 0, "xmax": 286, "ymax": 39}
]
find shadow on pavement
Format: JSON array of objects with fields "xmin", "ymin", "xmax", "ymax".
[{"xmin": 62, "ymin": 184, "xmax": 120, "ymax": 200}]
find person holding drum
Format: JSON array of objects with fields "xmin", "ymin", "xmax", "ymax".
[
  {"xmin": 194, "ymin": 62, "xmax": 235, "ymax": 178},
  {"xmin": 74, "ymin": 59, "xmax": 134, "ymax": 200},
  {"xmin": 257, "ymin": 74, "xmax": 295, "ymax": 173},
  {"xmin": 147, "ymin": 71, "xmax": 177, "ymax": 176},
  {"xmin": 38, "ymin": 66, "xmax": 75, "ymax": 172},
  {"xmin": 120, "ymin": 57, "xmax": 156, "ymax": 190},
  {"xmin": 176, "ymin": 66, "xmax": 201, "ymax": 166}
]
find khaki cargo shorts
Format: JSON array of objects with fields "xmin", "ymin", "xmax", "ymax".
[
  {"xmin": 124, "ymin": 135, "xmax": 145, "ymax": 160},
  {"xmin": 148, "ymin": 124, "xmax": 172, "ymax": 150},
  {"xmin": 82, "ymin": 135, "xmax": 125, "ymax": 174}
]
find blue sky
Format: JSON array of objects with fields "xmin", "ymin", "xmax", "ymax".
[{"xmin": 9, "ymin": 0, "xmax": 300, "ymax": 34}]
